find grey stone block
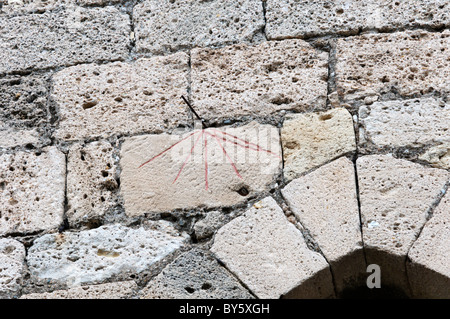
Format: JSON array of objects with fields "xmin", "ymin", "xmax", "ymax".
[{"xmin": 0, "ymin": 238, "xmax": 26, "ymax": 299}]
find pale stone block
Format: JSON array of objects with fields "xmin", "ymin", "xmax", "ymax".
[{"xmin": 0, "ymin": 238, "xmax": 26, "ymax": 298}]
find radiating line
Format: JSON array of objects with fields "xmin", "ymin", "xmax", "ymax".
[
  {"xmin": 173, "ymin": 130, "xmax": 204, "ymax": 184},
  {"xmin": 205, "ymin": 131, "xmax": 242, "ymax": 179}
]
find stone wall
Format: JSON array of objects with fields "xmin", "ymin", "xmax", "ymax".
[{"xmin": 0, "ymin": 0, "xmax": 449, "ymax": 299}]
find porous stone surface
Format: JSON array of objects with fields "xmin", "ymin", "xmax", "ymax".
[
  {"xmin": 27, "ymin": 222, "xmax": 189, "ymax": 287},
  {"xmin": 120, "ymin": 122, "xmax": 281, "ymax": 216},
  {"xmin": 336, "ymin": 30, "xmax": 450, "ymax": 103},
  {"xmin": 281, "ymin": 108, "xmax": 356, "ymax": 181},
  {"xmin": 20, "ymin": 281, "xmax": 138, "ymax": 299},
  {"xmin": 133, "ymin": 0, "xmax": 265, "ymax": 55},
  {"xmin": 407, "ymin": 190, "xmax": 450, "ymax": 299},
  {"xmin": 419, "ymin": 143, "xmax": 450, "ymax": 169},
  {"xmin": 141, "ymin": 249, "xmax": 253, "ymax": 299},
  {"xmin": 191, "ymin": 39, "xmax": 328, "ymax": 122},
  {"xmin": 357, "ymin": 154, "xmax": 450, "ymax": 293},
  {"xmin": 265, "ymin": 0, "xmax": 450, "ymax": 39},
  {"xmin": 193, "ymin": 211, "xmax": 227, "ymax": 241},
  {"xmin": 211, "ymin": 196, "xmax": 334, "ymax": 299},
  {"xmin": 0, "ymin": 147, "xmax": 66, "ymax": 236},
  {"xmin": 66, "ymin": 141, "xmax": 119, "ymax": 226},
  {"xmin": 1, "ymin": 0, "xmax": 121, "ymax": 14},
  {"xmin": 0, "ymin": 238, "xmax": 26, "ymax": 299},
  {"xmin": 282, "ymin": 157, "xmax": 365, "ymax": 293},
  {"xmin": 0, "ymin": 7, "xmax": 130, "ymax": 74},
  {"xmin": 53, "ymin": 53, "xmax": 189, "ymax": 141},
  {"xmin": 359, "ymin": 98, "xmax": 450, "ymax": 148},
  {"xmin": 0, "ymin": 75, "xmax": 49, "ymax": 148}
]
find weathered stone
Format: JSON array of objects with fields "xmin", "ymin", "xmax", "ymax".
[
  {"xmin": 419, "ymin": 143, "xmax": 450, "ymax": 170},
  {"xmin": 1, "ymin": 0, "xmax": 121, "ymax": 14},
  {"xmin": 191, "ymin": 40, "xmax": 328, "ymax": 122},
  {"xmin": 53, "ymin": 53, "xmax": 189, "ymax": 141},
  {"xmin": 133, "ymin": 0, "xmax": 265, "ymax": 55},
  {"xmin": 120, "ymin": 122, "xmax": 281, "ymax": 217},
  {"xmin": 282, "ymin": 157, "xmax": 365, "ymax": 293},
  {"xmin": 66, "ymin": 141, "xmax": 119, "ymax": 227},
  {"xmin": 0, "ymin": 7, "xmax": 130, "ymax": 74},
  {"xmin": 407, "ymin": 190, "xmax": 450, "ymax": 299},
  {"xmin": 20, "ymin": 280, "xmax": 137, "ymax": 299},
  {"xmin": 211, "ymin": 197, "xmax": 334, "ymax": 299},
  {"xmin": 193, "ymin": 211, "xmax": 227, "ymax": 241},
  {"xmin": 359, "ymin": 98, "xmax": 450, "ymax": 148},
  {"xmin": 357, "ymin": 154, "xmax": 450, "ymax": 295},
  {"xmin": 281, "ymin": 108, "xmax": 356, "ymax": 181},
  {"xmin": 0, "ymin": 238, "xmax": 26, "ymax": 299},
  {"xmin": 0, "ymin": 147, "xmax": 66, "ymax": 236},
  {"xmin": 265, "ymin": 0, "xmax": 450, "ymax": 40},
  {"xmin": 141, "ymin": 249, "xmax": 253, "ymax": 299},
  {"xmin": 0, "ymin": 75, "xmax": 49, "ymax": 148},
  {"xmin": 336, "ymin": 30, "xmax": 450, "ymax": 103},
  {"xmin": 27, "ymin": 222, "xmax": 189, "ymax": 287}
]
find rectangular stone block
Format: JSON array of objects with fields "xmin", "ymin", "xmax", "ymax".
[
  {"xmin": 0, "ymin": 7, "xmax": 130, "ymax": 74},
  {"xmin": 265, "ymin": 0, "xmax": 450, "ymax": 39},
  {"xmin": 0, "ymin": 146, "xmax": 66, "ymax": 235},
  {"xmin": 191, "ymin": 39, "xmax": 328, "ymax": 123},
  {"xmin": 0, "ymin": 238, "xmax": 26, "ymax": 299},
  {"xmin": 133, "ymin": 0, "xmax": 265, "ymax": 55},
  {"xmin": 1, "ymin": 0, "xmax": 121, "ymax": 14},
  {"xmin": 0, "ymin": 75, "xmax": 49, "ymax": 148},
  {"xmin": 120, "ymin": 122, "xmax": 281, "ymax": 216},
  {"xmin": 336, "ymin": 30, "xmax": 450, "ymax": 104},
  {"xmin": 53, "ymin": 53, "xmax": 189, "ymax": 140}
]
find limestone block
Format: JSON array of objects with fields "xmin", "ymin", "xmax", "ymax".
[
  {"xmin": 66, "ymin": 141, "xmax": 119, "ymax": 226},
  {"xmin": 20, "ymin": 281, "xmax": 137, "ymax": 299},
  {"xmin": 0, "ymin": 238, "xmax": 26, "ymax": 299},
  {"xmin": 0, "ymin": 75, "xmax": 49, "ymax": 148},
  {"xmin": 359, "ymin": 98, "xmax": 450, "ymax": 148},
  {"xmin": 357, "ymin": 154, "xmax": 450, "ymax": 294},
  {"xmin": 281, "ymin": 157, "xmax": 365, "ymax": 293},
  {"xmin": 141, "ymin": 249, "xmax": 253, "ymax": 299},
  {"xmin": 1, "ymin": 0, "xmax": 120, "ymax": 14},
  {"xmin": 281, "ymin": 108, "xmax": 356, "ymax": 181},
  {"xmin": 407, "ymin": 191, "xmax": 450, "ymax": 298},
  {"xmin": 53, "ymin": 53, "xmax": 189, "ymax": 141},
  {"xmin": 27, "ymin": 222, "xmax": 189, "ymax": 286},
  {"xmin": 0, "ymin": 7, "xmax": 130, "ymax": 74},
  {"xmin": 133, "ymin": 0, "xmax": 265, "ymax": 55},
  {"xmin": 265, "ymin": 0, "xmax": 450, "ymax": 39},
  {"xmin": 191, "ymin": 39, "xmax": 328, "ymax": 122},
  {"xmin": 419, "ymin": 143, "xmax": 450, "ymax": 169},
  {"xmin": 120, "ymin": 122, "xmax": 281, "ymax": 216},
  {"xmin": 211, "ymin": 197, "xmax": 334, "ymax": 299},
  {"xmin": 336, "ymin": 30, "xmax": 450, "ymax": 103},
  {"xmin": 0, "ymin": 147, "xmax": 66, "ymax": 235}
]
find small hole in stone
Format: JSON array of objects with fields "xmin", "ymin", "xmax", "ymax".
[
  {"xmin": 184, "ymin": 287, "xmax": 195, "ymax": 294},
  {"xmin": 237, "ymin": 187, "xmax": 249, "ymax": 196},
  {"xmin": 319, "ymin": 114, "xmax": 333, "ymax": 121},
  {"xmin": 201, "ymin": 283, "xmax": 212, "ymax": 290},
  {"xmin": 101, "ymin": 171, "xmax": 109, "ymax": 177}
]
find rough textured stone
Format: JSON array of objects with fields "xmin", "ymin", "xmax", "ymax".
[
  {"xmin": 0, "ymin": 147, "xmax": 66, "ymax": 236},
  {"xmin": 211, "ymin": 196, "xmax": 334, "ymax": 299},
  {"xmin": 141, "ymin": 249, "xmax": 253, "ymax": 299},
  {"xmin": 281, "ymin": 108, "xmax": 356, "ymax": 181},
  {"xmin": 0, "ymin": 75, "xmax": 49, "ymax": 148},
  {"xmin": 1, "ymin": 0, "xmax": 121, "ymax": 14},
  {"xmin": 0, "ymin": 7, "xmax": 130, "ymax": 74},
  {"xmin": 133, "ymin": 0, "xmax": 265, "ymax": 55},
  {"xmin": 0, "ymin": 238, "xmax": 26, "ymax": 299},
  {"xmin": 265, "ymin": 0, "xmax": 450, "ymax": 40},
  {"xmin": 282, "ymin": 157, "xmax": 365, "ymax": 293},
  {"xmin": 193, "ymin": 211, "xmax": 227, "ymax": 241},
  {"xmin": 20, "ymin": 280, "xmax": 137, "ymax": 299},
  {"xmin": 357, "ymin": 154, "xmax": 450, "ymax": 294},
  {"xmin": 120, "ymin": 122, "xmax": 281, "ymax": 217},
  {"xmin": 66, "ymin": 141, "xmax": 119, "ymax": 226},
  {"xmin": 53, "ymin": 53, "xmax": 189, "ymax": 141},
  {"xmin": 27, "ymin": 222, "xmax": 189, "ymax": 287},
  {"xmin": 191, "ymin": 39, "xmax": 328, "ymax": 122},
  {"xmin": 359, "ymin": 98, "xmax": 450, "ymax": 148},
  {"xmin": 336, "ymin": 30, "xmax": 450, "ymax": 103},
  {"xmin": 407, "ymin": 190, "xmax": 450, "ymax": 299},
  {"xmin": 419, "ymin": 143, "xmax": 450, "ymax": 169}
]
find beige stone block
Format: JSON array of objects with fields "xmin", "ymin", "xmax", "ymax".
[
  {"xmin": 0, "ymin": 238, "xmax": 26, "ymax": 299},
  {"xmin": 211, "ymin": 196, "xmax": 334, "ymax": 299},
  {"xmin": 191, "ymin": 39, "xmax": 328, "ymax": 122},
  {"xmin": 53, "ymin": 53, "xmax": 189, "ymax": 140},
  {"xmin": 0, "ymin": 147, "xmax": 66, "ymax": 235},
  {"xmin": 281, "ymin": 108, "xmax": 356, "ymax": 181},
  {"xmin": 1, "ymin": 1, "xmax": 121, "ymax": 14},
  {"xmin": 120, "ymin": 122, "xmax": 281, "ymax": 216}
]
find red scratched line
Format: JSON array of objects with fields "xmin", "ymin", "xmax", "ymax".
[
  {"xmin": 205, "ymin": 131, "xmax": 243, "ymax": 179},
  {"xmin": 172, "ymin": 130, "xmax": 204, "ymax": 184}
]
